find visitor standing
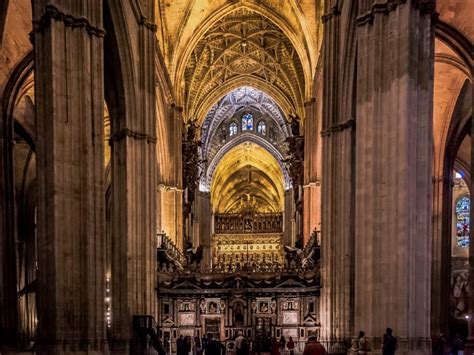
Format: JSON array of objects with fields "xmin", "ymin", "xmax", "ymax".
[
  {"xmin": 279, "ymin": 336, "xmax": 286, "ymax": 355},
  {"xmin": 177, "ymin": 336, "xmax": 187, "ymax": 355},
  {"xmin": 287, "ymin": 336, "xmax": 295, "ymax": 355},
  {"xmin": 195, "ymin": 336, "xmax": 203, "ymax": 355},
  {"xmin": 235, "ymin": 331, "xmax": 247, "ymax": 355},
  {"xmin": 357, "ymin": 331, "xmax": 370, "ymax": 354},
  {"xmin": 382, "ymin": 328, "xmax": 397, "ymax": 355},
  {"xmin": 204, "ymin": 333, "xmax": 225, "ymax": 355},
  {"xmin": 302, "ymin": 331, "xmax": 326, "ymax": 355},
  {"xmin": 271, "ymin": 336, "xmax": 280, "ymax": 355}
]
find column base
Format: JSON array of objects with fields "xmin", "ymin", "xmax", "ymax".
[
  {"xmin": 321, "ymin": 339, "xmax": 349, "ymax": 354},
  {"xmin": 36, "ymin": 339, "xmax": 109, "ymax": 355},
  {"xmin": 365, "ymin": 337, "xmax": 431, "ymax": 355}
]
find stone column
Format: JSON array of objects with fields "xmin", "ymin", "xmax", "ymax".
[
  {"xmin": 466, "ymin": 103, "xmax": 474, "ymax": 354},
  {"xmin": 108, "ymin": 1, "xmax": 157, "ymax": 352},
  {"xmin": 304, "ymin": 78, "xmax": 323, "ymax": 244},
  {"xmin": 157, "ymin": 185, "xmax": 184, "ymax": 250},
  {"xmin": 431, "ymin": 169, "xmax": 451, "ymax": 338},
  {"xmin": 319, "ymin": 0, "xmax": 356, "ymax": 352},
  {"xmin": 32, "ymin": 1, "xmax": 107, "ymax": 353},
  {"xmin": 156, "ymin": 101, "xmax": 183, "ymax": 250},
  {"xmin": 196, "ymin": 191, "xmax": 212, "ymax": 269},
  {"xmin": 284, "ymin": 189, "xmax": 295, "ymax": 246},
  {"xmin": 354, "ymin": 1, "xmax": 434, "ymax": 353}
]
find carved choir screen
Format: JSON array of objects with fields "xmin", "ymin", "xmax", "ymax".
[
  {"xmin": 212, "ymin": 234, "xmax": 284, "ymax": 271},
  {"xmin": 214, "ymin": 212, "xmax": 282, "ymax": 234}
]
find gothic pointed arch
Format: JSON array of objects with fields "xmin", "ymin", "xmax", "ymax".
[
  {"xmin": 173, "ymin": 2, "xmax": 315, "ymax": 105},
  {"xmin": 178, "ymin": 6, "xmax": 307, "ymax": 124}
]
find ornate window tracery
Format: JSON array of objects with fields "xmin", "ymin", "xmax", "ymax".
[
  {"xmin": 257, "ymin": 121, "xmax": 266, "ymax": 135},
  {"xmin": 242, "ymin": 113, "xmax": 254, "ymax": 131},
  {"xmin": 229, "ymin": 122, "xmax": 238, "ymax": 136},
  {"xmin": 455, "ymin": 195, "xmax": 470, "ymax": 248}
]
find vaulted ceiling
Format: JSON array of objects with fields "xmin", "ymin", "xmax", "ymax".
[
  {"xmin": 182, "ymin": 7, "xmax": 305, "ymax": 123},
  {"xmin": 155, "ymin": 0, "xmax": 323, "ymax": 121},
  {"xmin": 201, "ymin": 86, "xmax": 288, "ymax": 155},
  {"xmin": 211, "ymin": 142, "xmax": 285, "ymax": 213}
]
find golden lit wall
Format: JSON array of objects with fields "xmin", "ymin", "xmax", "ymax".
[{"xmin": 210, "ymin": 142, "xmax": 285, "ymax": 214}]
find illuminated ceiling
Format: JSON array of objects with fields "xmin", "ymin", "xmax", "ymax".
[
  {"xmin": 182, "ymin": 7, "xmax": 306, "ymax": 124},
  {"xmin": 211, "ymin": 142, "xmax": 285, "ymax": 214},
  {"xmin": 201, "ymin": 86, "xmax": 289, "ymax": 156}
]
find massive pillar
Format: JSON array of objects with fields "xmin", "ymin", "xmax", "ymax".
[
  {"xmin": 32, "ymin": 1, "xmax": 107, "ymax": 352},
  {"xmin": 107, "ymin": 0, "xmax": 158, "ymax": 352},
  {"xmin": 304, "ymin": 73, "xmax": 323, "ymax": 244},
  {"xmin": 354, "ymin": 1, "xmax": 434, "ymax": 352},
  {"xmin": 196, "ymin": 191, "xmax": 212, "ymax": 269},
  {"xmin": 320, "ymin": 1, "xmax": 356, "ymax": 352}
]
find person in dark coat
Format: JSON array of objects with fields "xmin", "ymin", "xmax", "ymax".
[
  {"xmin": 287, "ymin": 336, "xmax": 295, "ymax": 355},
  {"xmin": 382, "ymin": 328, "xmax": 397, "ymax": 355},
  {"xmin": 271, "ymin": 336, "xmax": 280, "ymax": 355},
  {"xmin": 177, "ymin": 336, "xmax": 187, "ymax": 355},
  {"xmin": 303, "ymin": 331, "xmax": 326, "ymax": 355},
  {"xmin": 204, "ymin": 333, "xmax": 225, "ymax": 355},
  {"xmin": 279, "ymin": 336, "xmax": 286, "ymax": 355}
]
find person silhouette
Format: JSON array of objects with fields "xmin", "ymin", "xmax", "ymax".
[{"xmin": 382, "ymin": 328, "xmax": 397, "ymax": 355}]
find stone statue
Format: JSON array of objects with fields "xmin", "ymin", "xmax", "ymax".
[
  {"xmin": 200, "ymin": 299, "xmax": 206, "ymax": 314},
  {"xmin": 186, "ymin": 118, "xmax": 199, "ymax": 141},
  {"xmin": 288, "ymin": 113, "xmax": 301, "ymax": 136}
]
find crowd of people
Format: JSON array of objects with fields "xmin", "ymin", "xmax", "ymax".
[{"xmin": 169, "ymin": 327, "xmax": 403, "ymax": 355}]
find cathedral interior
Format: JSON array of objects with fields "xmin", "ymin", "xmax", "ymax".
[{"xmin": 0, "ymin": 0, "xmax": 472, "ymax": 354}]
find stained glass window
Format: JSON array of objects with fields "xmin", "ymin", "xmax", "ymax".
[
  {"xmin": 455, "ymin": 195, "xmax": 470, "ymax": 248},
  {"xmin": 242, "ymin": 113, "xmax": 253, "ymax": 131},
  {"xmin": 257, "ymin": 121, "xmax": 266, "ymax": 135},
  {"xmin": 229, "ymin": 122, "xmax": 238, "ymax": 136}
]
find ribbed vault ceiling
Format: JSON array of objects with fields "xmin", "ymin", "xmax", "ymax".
[
  {"xmin": 211, "ymin": 142, "xmax": 284, "ymax": 214},
  {"xmin": 183, "ymin": 7, "xmax": 305, "ymax": 123}
]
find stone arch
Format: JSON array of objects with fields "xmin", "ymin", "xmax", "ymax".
[
  {"xmin": 435, "ymin": 20, "xmax": 472, "ymax": 72},
  {"xmin": 194, "ymin": 75, "xmax": 296, "ymax": 128},
  {"xmin": 173, "ymin": 1, "xmax": 314, "ymax": 106},
  {"xmin": 0, "ymin": 0, "xmax": 8, "ymax": 44},
  {"xmin": 0, "ymin": 50, "xmax": 35, "ymax": 347},
  {"xmin": 203, "ymin": 133, "xmax": 291, "ymax": 192}
]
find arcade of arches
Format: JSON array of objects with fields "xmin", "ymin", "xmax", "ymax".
[{"xmin": 0, "ymin": 1, "xmax": 472, "ymax": 354}]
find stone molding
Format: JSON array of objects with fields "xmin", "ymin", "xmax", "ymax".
[
  {"xmin": 356, "ymin": 0, "xmax": 435, "ymax": 26},
  {"xmin": 321, "ymin": 5, "xmax": 341, "ymax": 24},
  {"xmin": 158, "ymin": 184, "xmax": 184, "ymax": 192},
  {"xmin": 304, "ymin": 98, "xmax": 316, "ymax": 107},
  {"xmin": 304, "ymin": 180, "xmax": 322, "ymax": 188},
  {"xmin": 32, "ymin": 4, "xmax": 105, "ymax": 37},
  {"xmin": 320, "ymin": 118, "xmax": 355, "ymax": 137},
  {"xmin": 356, "ymin": 0, "xmax": 407, "ymax": 26},
  {"xmin": 139, "ymin": 16, "xmax": 158, "ymax": 32},
  {"xmin": 110, "ymin": 128, "xmax": 157, "ymax": 144}
]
